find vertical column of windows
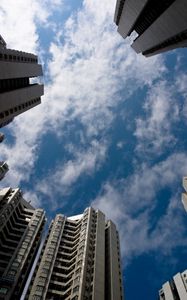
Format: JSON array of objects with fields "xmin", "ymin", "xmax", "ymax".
[
  {"xmin": 82, "ymin": 209, "xmax": 97, "ymax": 300},
  {"xmin": 29, "ymin": 215, "xmax": 64, "ymax": 300}
]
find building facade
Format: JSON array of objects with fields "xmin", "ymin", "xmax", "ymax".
[
  {"xmin": 182, "ymin": 177, "xmax": 187, "ymax": 212},
  {"xmin": 0, "ymin": 187, "xmax": 45, "ymax": 299},
  {"xmin": 0, "ymin": 35, "xmax": 44, "ymax": 128},
  {"xmin": 114, "ymin": 0, "xmax": 187, "ymax": 57},
  {"xmin": 0, "ymin": 161, "xmax": 9, "ymax": 180},
  {"xmin": 27, "ymin": 207, "xmax": 124, "ymax": 300},
  {"xmin": 159, "ymin": 269, "xmax": 187, "ymax": 299}
]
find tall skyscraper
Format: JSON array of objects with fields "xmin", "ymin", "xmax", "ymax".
[
  {"xmin": 114, "ymin": 0, "xmax": 187, "ymax": 57},
  {"xmin": 159, "ymin": 269, "xmax": 187, "ymax": 299},
  {"xmin": 27, "ymin": 207, "xmax": 124, "ymax": 300},
  {"xmin": 0, "ymin": 35, "xmax": 44, "ymax": 128},
  {"xmin": 182, "ymin": 177, "xmax": 187, "ymax": 212},
  {"xmin": 0, "ymin": 187, "xmax": 45, "ymax": 300}
]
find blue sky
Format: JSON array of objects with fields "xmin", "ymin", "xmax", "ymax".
[{"xmin": 1, "ymin": 0, "xmax": 187, "ymax": 299}]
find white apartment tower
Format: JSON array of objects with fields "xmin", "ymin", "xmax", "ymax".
[
  {"xmin": 27, "ymin": 207, "xmax": 124, "ymax": 300},
  {"xmin": 0, "ymin": 35, "xmax": 43, "ymax": 128},
  {"xmin": 0, "ymin": 187, "xmax": 45, "ymax": 299},
  {"xmin": 159, "ymin": 269, "xmax": 187, "ymax": 299}
]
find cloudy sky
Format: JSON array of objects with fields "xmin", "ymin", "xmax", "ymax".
[{"xmin": 1, "ymin": 0, "xmax": 187, "ymax": 299}]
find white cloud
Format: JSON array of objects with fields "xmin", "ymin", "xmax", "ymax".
[
  {"xmin": 92, "ymin": 152, "xmax": 187, "ymax": 263},
  {"xmin": 175, "ymin": 73, "xmax": 187, "ymax": 119},
  {"xmin": 117, "ymin": 141, "xmax": 124, "ymax": 149},
  {"xmin": 135, "ymin": 81, "xmax": 179, "ymax": 155},
  {"xmin": 0, "ymin": 0, "xmax": 166, "ymax": 190},
  {"xmin": 35, "ymin": 139, "xmax": 107, "ymax": 210},
  {"xmin": 0, "ymin": 0, "xmax": 56, "ymax": 52},
  {"xmin": 23, "ymin": 190, "xmax": 41, "ymax": 208}
]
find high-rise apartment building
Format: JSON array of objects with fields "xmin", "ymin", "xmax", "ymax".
[
  {"xmin": 182, "ymin": 177, "xmax": 187, "ymax": 212},
  {"xmin": 159, "ymin": 269, "xmax": 187, "ymax": 299},
  {"xmin": 0, "ymin": 187, "xmax": 45, "ymax": 300},
  {"xmin": 114, "ymin": 0, "xmax": 187, "ymax": 57},
  {"xmin": 0, "ymin": 161, "xmax": 9, "ymax": 180},
  {"xmin": 27, "ymin": 207, "xmax": 124, "ymax": 300},
  {"xmin": 0, "ymin": 35, "xmax": 44, "ymax": 128}
]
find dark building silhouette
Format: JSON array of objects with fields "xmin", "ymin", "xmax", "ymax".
[
  {"xmin": 0, "ymin": 35, "xmax": 43, "ymax": 128},
  {"xmin": 0, "ymin": 187, "xmax": 45, "ymax": 299},
  {"xmin": 0, "ymin": 161, "xmax": 9, "ymax": 181},
  {"xmin": 114, "ymin": 0, "xmax": 187, "ymax": 56}
]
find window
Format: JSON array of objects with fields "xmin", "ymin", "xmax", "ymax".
[
  {"xmin": 44, "ymin": 261, "xmax": 50, "ymax": 267},
  {"xmin": 36, "ymin": 285, "xmax": 43, "ymax": 292},
  {"xmin": 12, "ymin": 262, "xmax": 19, "ymax": 268},
  {"xmin": 16, "ymin": 255, "xmax": 23, "ymax": 262},
  {"xmin": 39, "ymin": 276, "xmax": 46, "ymax": 282},
  {"xmin": 42, "ymin": 268, "xmax": 49, "ymax": 274},
  {"xmin": 32, "ymin": 296, "xmax": 41, "ymax": 300},
  {"xmin": 76, "ymin": 268, "xmax": 81, "ymax": 275},
  {"xmin": 0, "ymin": 287, "xmax": 8, "ymax": 294},
  {"xmin": 8, "ymin": 270, "xmax": 16, "ymax": 276},
  {"xmin": 77, "ymin": 260, "xmax": 82, "ymax": 266},
  {"xmin": 74, "ymin": 276, "xmax": 80, "ymax": 284},
  {"xmin": 73, "ymin": 286, "xmax": 79, "ymax": 293}
]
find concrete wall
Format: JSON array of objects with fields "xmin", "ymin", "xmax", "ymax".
[
  {"xmin": 132, "ymin": 0, "xmax": 187, "ymax": 53},
  {"xmin": 93, "ymin": 210, "xmax": 105, "ymax": 300},
  {"xmin": 118, "ymin": 0, "xmax": 148, "ymax": 38},
  {"xmin": 0, "ymin": 84, "xmax": 43, "ymax": 111},
  {"xmin": 106, "ymin": 221, "xmax": 123, "ymax": 300},
  {"xmin": 0, "ymin": 61, "xmax": 43, "ymax": 79}
]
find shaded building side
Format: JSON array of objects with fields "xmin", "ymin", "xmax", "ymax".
[
  {"xmin": 0, "ymin": 35, "xmax": 44, "ymax": 127},
  {"xmin": 114, "ymin": 0, "xmax": 187, "ymax": 57},
  {"xmin": 0, "ymin": 187, "xmax": 45, "ymax": 299}
]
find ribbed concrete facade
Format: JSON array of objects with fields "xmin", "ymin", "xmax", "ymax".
[
  {"xmin": 27, "ymin": 207, "xmax": 124, "ymax": 300},
  {"xmin": 0, "ymin": 187, "xmax": 45, "ymax": 299},
  {"xmin": 114, "ymin": 0, "xmax": 187, "ymax": 57},
  {"xmin": 159, "ymin": 269, "xmax": 187, "ymax": 299},
  {"xmin": 0, "ymin": 35, "xmax": 44, "ymax": 128}
]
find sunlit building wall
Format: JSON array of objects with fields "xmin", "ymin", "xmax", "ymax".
[
  {"xmin": 27, "ymin": 207, "xmax": 124, "ymax": 300},
  {"xmin": 159, "ymin": 269, "xmax": 187, "ymax": 300}
]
